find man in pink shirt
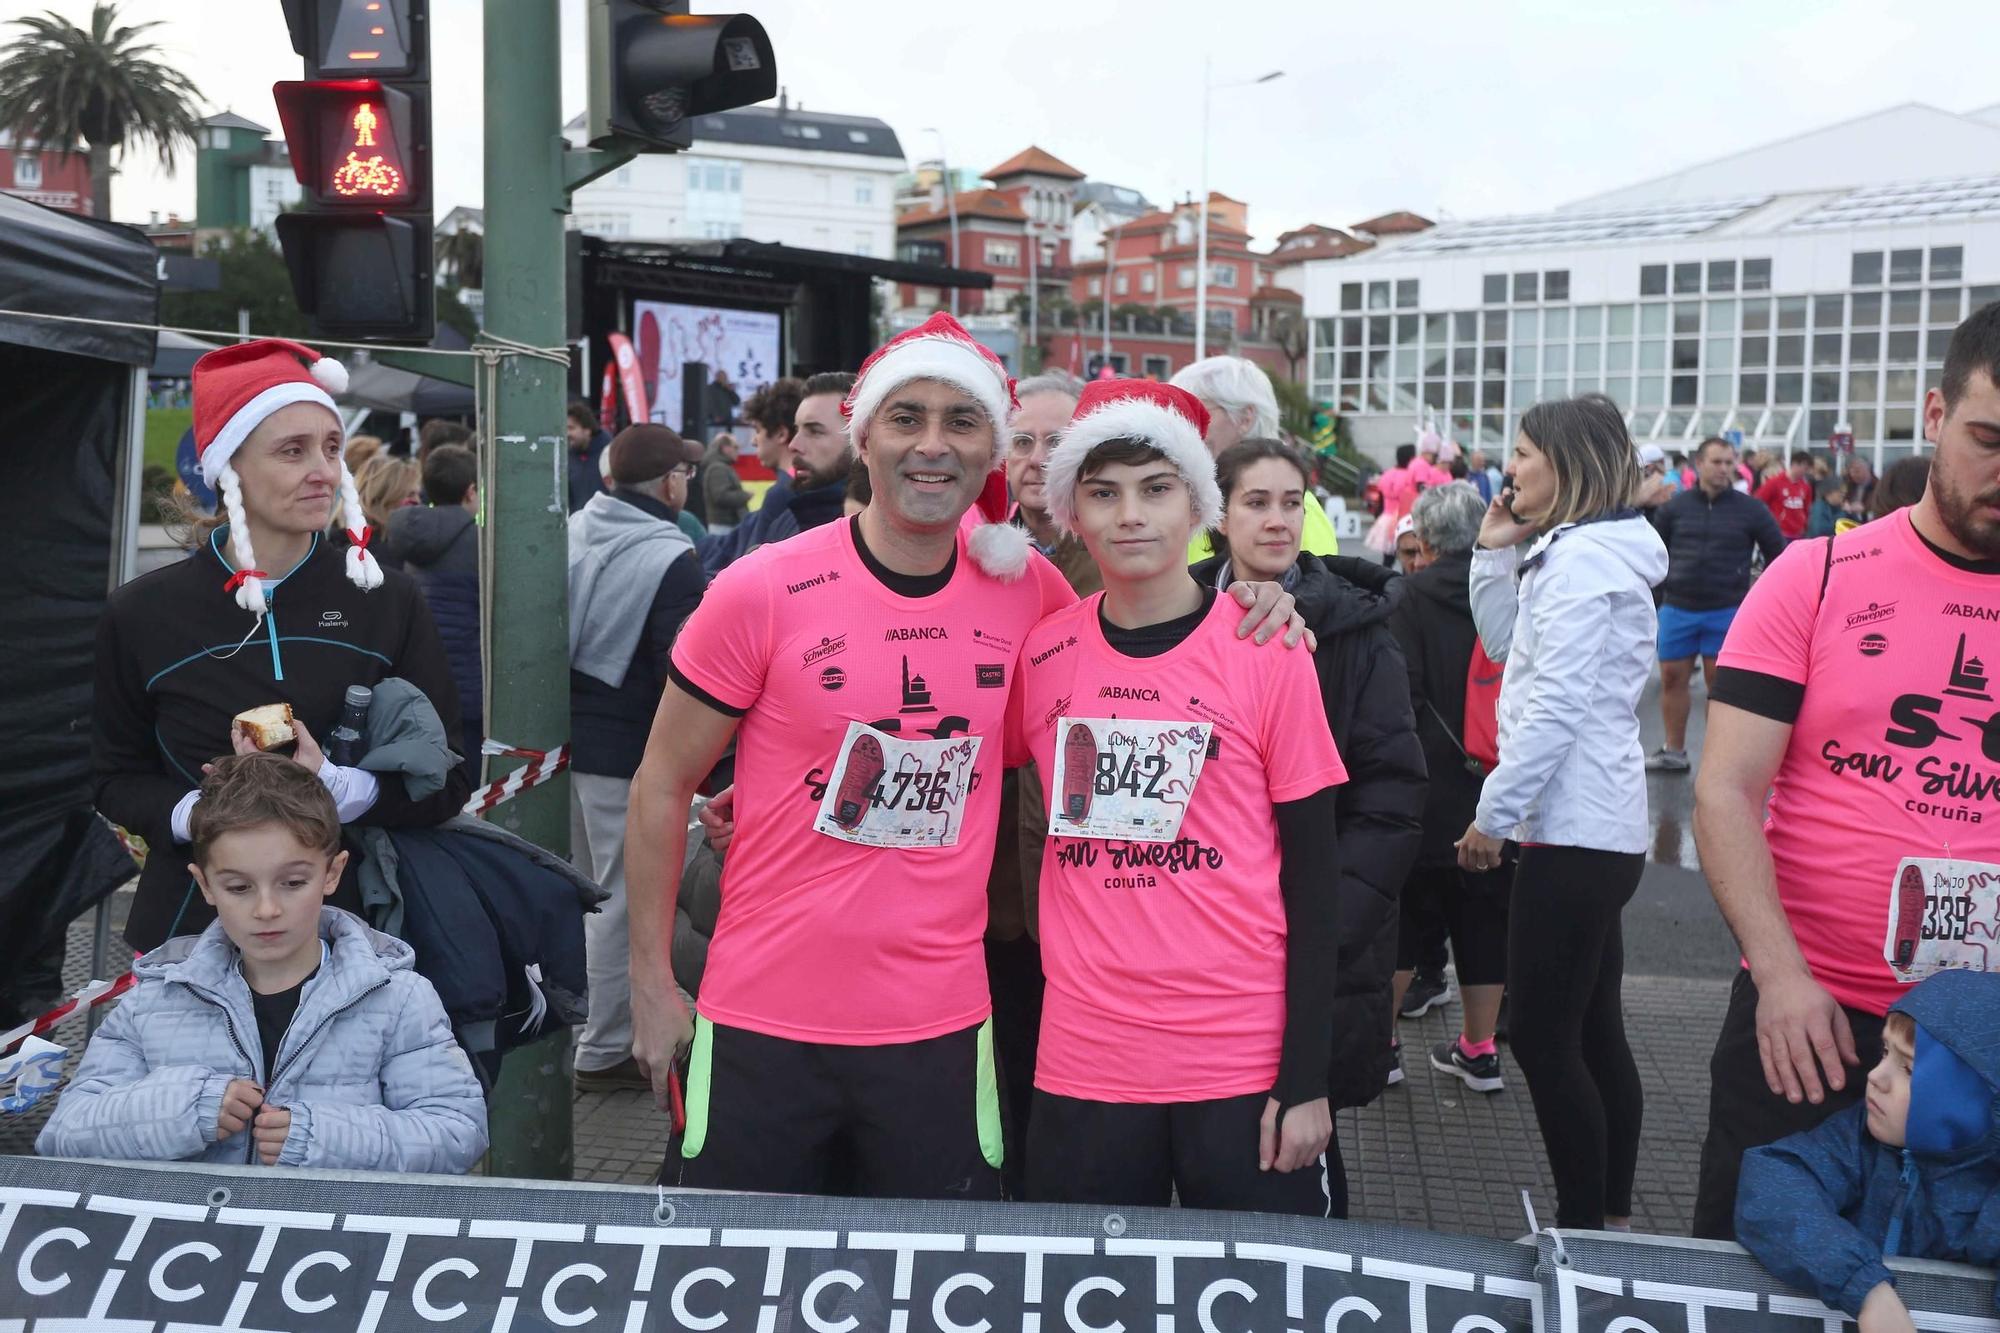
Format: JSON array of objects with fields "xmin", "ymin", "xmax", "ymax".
[
  {"xmin": 1691, "ymin": 301, "xmax": 2000, "ymax": 1237},
  {"xmin": 622, "ymin": 315, "xmax": 1304, "ymax": 1199},
  {"xmin": 1014, "ymin": 380, "xmax": 1348, "ymax": 1215}
]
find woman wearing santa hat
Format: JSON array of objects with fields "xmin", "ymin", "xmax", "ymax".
[{"xmin": 94, "ymin": 338, "xmax": 472, "ymax": 951}]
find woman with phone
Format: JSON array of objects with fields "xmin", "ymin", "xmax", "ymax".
[{"xmin": 1458, "ymin": 395, "xmax": 1668, "ymax": 1230}]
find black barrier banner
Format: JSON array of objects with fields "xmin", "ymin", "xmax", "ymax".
[
  {"xmin": 1541, "ymin": 1230, "xmax": 1999, "ymax": 1333},
  {"xmin": 0, "ymin": 1157, "xmax": 1993, "ymax": 1331},
  {"xmin": 1, "ymin": 1158, "xmax": 1537, "ymax": 1331}
]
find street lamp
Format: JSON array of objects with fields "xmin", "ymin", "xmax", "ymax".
[
  {"xmin": 922, "ymin": 126, "xmax": 960, "ymax": 317},
  {"xmin": 1195, "ymin": 63, "xmax": 1283, "ymax": 361}
]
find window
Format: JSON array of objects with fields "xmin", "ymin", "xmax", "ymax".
[
  {"xmin": 848, "ymin": 129, "xmax": 870, "ymax": 144},
  {"xmin": 1672, "ymin": 262, "xmax": 1701, "ymax": 295},
  {"xmin": 1544, "ymin": 270, "xmax": 1570, "ymax": 302},
  {"xmin": 1814, "ymin": 295, "xmax": 1843, "ymax": 328},
  {"xmin": 1640, "ymin": 265, "xmax": 1668, "ymax": 297},
  {"xmin": 1368, "ymin": 281, "xmax": 1391, "ymax": 309},
  {"xmin": 1396, "ymin": 278, "xmax": 1419, "ymax": 308},
  {"xmin": 1889, "ymin": 249, "xmax": 1924, "ymax": 284},
  {"xmin": 1707, "ymin": 259, "xmax": 1735, "ymax": 293},
  {"xmin": 985, "ymin": 240, "xmax": 1019, "ymax": 267},
  {"xmin": 1932, "ymin": 246, "xmax": 1964, "ymax": 282},
  {"xmin": 1140, "ymin": 270, "xmax": 1155, "ymax": 294},
  {"xmin": 1513, "ymin": 272, "xmax": 1538, "ymax": 302},
  {"xmin": 1341, "ymin": 282, "xmax": 1362, "ymax": 311},
  {"xmin": 854, "ymin": 179, "xmax": 874, "ymax": 205},
  {"xmin": 1088, "ymin": 277, "xmax": 1102, "ymax": 296},
  {"xmin": 1143, "ymin": 355, "xmax": 1171, "ymax": 378},
  {"xmin": 1178, "ymin": 266, "xmax": 1195, "ymax": 289},
  {"xmin": 1852, "ymin": 251, "xmax": 1883, "ymax": 286},
  {"xmin": 1852, "ymin": 291, "xmax": 1883, "ymax": 326},
  {"xmin": 11, "ymin": 153, "xmax": 38, "ymax": 189},
  {"xmin": 1210, "ymin": 264, "xmax": 1237, "ymax": 288},
  {"xmin": 799, "ymin": 125, "xmax": 822, "ymax": 139},
  {"xmin": 1742, "ymin": 258, "xmax": 1772, "ymax": 291},
  {"xmin": 1483, "ymin": 274, "xmax": 1508, "ymax": 304},
  {"xmin": 1932, "ymin": 288, "xmax": 1962, "ymax": 323},
  {"xmin": 1113, "ymin": 274, "xmax": 1128, "ymax": 296}
]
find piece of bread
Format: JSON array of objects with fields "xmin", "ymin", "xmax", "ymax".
[{"xmin": 234, "ymin": 703, "xmax": 295, "ymax": 751}]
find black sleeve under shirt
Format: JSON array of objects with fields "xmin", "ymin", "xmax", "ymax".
[
  {"xmin": 1272, "ymin": 787, "xmax": 1341, "ymax": 1114},
  {"xmin": 1709, "ymin": 666, "xmax": 1805, "ymax": 724}
]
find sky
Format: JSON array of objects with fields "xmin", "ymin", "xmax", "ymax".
[{"xmin": 11, "ymin": 0, "xmax": 2000, "ymax": 249}]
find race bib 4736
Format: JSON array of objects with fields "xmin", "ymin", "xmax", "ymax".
[
  {"xmin": 814, "ymin": 721, "xmax": 982, "ymax": 849},
  {"xmin": 1047, "ymin": 717, "xmax": 1210, "ymax": 843}
]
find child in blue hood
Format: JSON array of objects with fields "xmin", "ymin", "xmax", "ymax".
[{"xmin": 1737, "ymin": 969, "xmax": 2000, "ymax": 1332}]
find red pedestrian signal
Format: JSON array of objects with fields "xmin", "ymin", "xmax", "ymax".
[
  {"xmin": 273, "ymin": 1, "xmax": 431, "ymax": 341},
  {"xmin": 274, "ymin": 80, "xmax": 421, "ymax": 208}
]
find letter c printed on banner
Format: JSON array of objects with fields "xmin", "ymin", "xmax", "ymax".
[
  {"xmin": 18, "ymin": 1226, "xmax": 88, "ymax": 1296},
  {"xmin": 1064, "ymin": 1274, "xmax": 1127, "ymax": 1333},
  {"xmin": 540, "ymin": 1261, "xmax": 607, "ymax": 1329},
  {"xmin": 933, "ymin": 1271, "xmax": 996, "ymax": 1333},
  {"xmin": 1324, "ymin": 1294, "xmax": 1383, "ymax": 1330},
  {"xmin": 672, "ymin": 1265, "xmax": 735, "ymax": 1332},
  {"xmin": 148, "ymin": 1240, "xmax": 221, "ymax": 1304},
  {"xmin": 412, "ymin": 1256, "xmax": 479, "ymax": 1322},
  {"xmin": 1198, "ymin": 1277, "xmax": 1257, "ymax": 1333},
  {"xmin": 801, "ymin": 1268, "xmax": 865, "ymax": 1333},
  {"xmin": 281, "ymin": 1250, "xmax": 350, "ymax": 1315}
]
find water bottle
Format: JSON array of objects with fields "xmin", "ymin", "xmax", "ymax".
[{"xmin": 328, "ymin": 685, "xmax": 372, "ymax": 767}]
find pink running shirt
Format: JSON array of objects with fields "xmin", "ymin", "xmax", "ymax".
[
  {"xmin": 1013, "ymin": 592, "xmax": 1348, "ymax": 1101},
  {"xmin": 1717, "ymin": 512, "xmax": 2000, "ymax": 1015},
  {"xmin": 670, "ymin": 518, "xmax": 1075, "ymax": 1043}
]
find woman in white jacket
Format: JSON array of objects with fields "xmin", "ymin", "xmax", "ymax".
[{"xmin": 1457, "ymin": 394, "xmax": 1668, "ymax": 1231}]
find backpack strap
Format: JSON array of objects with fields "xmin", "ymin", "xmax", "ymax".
[{"xmin": 1818, "ymin": 531, "xmax": 1835, "ymax": 608}]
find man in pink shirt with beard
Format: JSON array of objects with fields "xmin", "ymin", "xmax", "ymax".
[
  {"xmin": 1692, "ymin": 300, "xmax": 2000, "ymax": 1236},
  {"xmin": 621, "ymin": 315, "xmax": 1306, "ymax": 1199}
]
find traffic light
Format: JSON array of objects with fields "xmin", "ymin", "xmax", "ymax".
[
  {"xmin": 273, "ymin": 0, "xmax": 433, "ymax": 340},
  {"xmin": 586, "ymin": 0, "xmax": 776, "ymax": 152}
]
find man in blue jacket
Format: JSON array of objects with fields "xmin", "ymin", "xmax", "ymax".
[
  {"xmin": 1646, "ymin": 436, "xmax": 1787, "ymax": 772},
  {"xmin": 1736, "ymin": 969, "xmax": 2000, "ymax": 1331}
]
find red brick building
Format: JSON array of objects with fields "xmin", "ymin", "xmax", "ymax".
[
  {"xmin": 896, "ymin": 145, "xmax": 1081, "ymax": 317},
  {"xmin": 0, "ymin": 132, "xmax": 94, "ymax": 215}
]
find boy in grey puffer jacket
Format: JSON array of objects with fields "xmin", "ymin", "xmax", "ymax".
[{"xmin": 38, "ymin": 752, "xmax": 487, "ymax": 1172}]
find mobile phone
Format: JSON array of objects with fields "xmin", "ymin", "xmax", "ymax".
[{"xmin": 1500, "ymin": 486, "xmax": 1522, "ymax": 523}]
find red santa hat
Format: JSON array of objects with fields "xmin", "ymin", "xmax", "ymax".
[
  {"xmin": 842, "ymin": 312, "xmax": 1030, "ymax": 580},
  {"xmin": 191, "ymin": 338, "xmax": 380, "ymax": 612},
  {"xmin": 1043, "ymin": 379, "xmax": 1219, "ymax": 535}
]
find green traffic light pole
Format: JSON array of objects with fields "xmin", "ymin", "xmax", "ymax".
[{"xmin": 476, "ymin": 0, "xmax": 636, "ymax": 1180}]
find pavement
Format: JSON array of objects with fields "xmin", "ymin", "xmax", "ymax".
[{"xmin": 3, "ymin": 672, "xmax": 1744, "ymax": 1241}]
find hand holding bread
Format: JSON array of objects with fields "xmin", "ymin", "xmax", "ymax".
[{"xmin": 214, "ymin": 704, "xmax": 326, "ymax": 776}]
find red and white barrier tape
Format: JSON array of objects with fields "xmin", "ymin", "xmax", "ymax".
[
  {"xmin": 2, "ymin": 973, "xmax": 138, "ymax": 1056},
  {"xmin": 463, "ymin": 741, "xmax": 570, "ymax": 816}
]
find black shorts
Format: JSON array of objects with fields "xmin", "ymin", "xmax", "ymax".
[
  {"xmin": 1025, "ymin": 1089, "xmax": 1332, "ymax": 1217},
  {"xmin": 671, "ymin": 1016, "xmax": 1003, "ymax": 1201}
]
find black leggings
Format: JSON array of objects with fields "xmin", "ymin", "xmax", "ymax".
[
  {"xmin": 1507, "ymin": 844, "xmax": 1646, "ymax": 1229},
  {"xmin": 1397, "ymin": 862, "xmax": 1512, "ymax": 984}
]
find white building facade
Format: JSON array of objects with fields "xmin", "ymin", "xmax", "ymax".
[
  {"xmin": 1302, "ymin": 104, "xmax": 2000, "ymax": 470},
  {"xmin": 565, "ymin": 101, "xmax": 904, "ymax": 258}
]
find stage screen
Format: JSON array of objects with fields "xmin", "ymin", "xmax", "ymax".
[{"xmin": 629, "ymin": 299, "xmax": 783, "ymax": 435}]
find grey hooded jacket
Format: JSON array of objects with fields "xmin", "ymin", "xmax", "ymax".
[{"xmin": 36, "ymin": 907, "xmax": 488, "ymax": 1172}]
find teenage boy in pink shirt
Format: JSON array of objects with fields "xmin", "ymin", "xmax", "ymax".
[
  {"xmin": 621, "ymin": 316, "xmax": 1305, "ymax": 1199},
  {"xmin": 1014, "ymin": 380, "xmax": 1349, "ymax": 1215}
]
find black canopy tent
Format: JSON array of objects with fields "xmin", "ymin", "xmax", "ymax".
[{"xmin": 0, "ymin": 194, "xmax": 159, "ymax": 1017}]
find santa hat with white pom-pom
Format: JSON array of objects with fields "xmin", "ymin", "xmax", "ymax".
[
  {"xmin": 191, "ymin": 337, "xmax": 380, "ymax": 613},
  {"xmin": 841, "ymin": 312, "xmax": 1031, "ymax": 581}
]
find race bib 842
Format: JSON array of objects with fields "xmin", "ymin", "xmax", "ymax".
[{"xmin": 1047, "ymin": 716, "xmax": 1211, "ymax": 843}]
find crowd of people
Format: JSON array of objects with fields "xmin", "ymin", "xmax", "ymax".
[{"xmin": 32, "ymin": 297, "xmax": 2000, "ymax": 1331}]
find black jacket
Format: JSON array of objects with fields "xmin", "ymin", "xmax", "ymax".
[
  {"xmin": 567, "ymin": 428, "xmax": 611, "ymax": 515},
  {"xmin": 1386, "ymin": 548, "xmax": 1485, "ymax": 868},
  {"xmin": 569, "ymin": 490, "xmax": 708, "ymax": 778},
  {"xmin": 94, "ymin": 528, "xmax": 471, "ymax": 951},
  {"xmin": 384, "ymin": 505, "xmax": 482, "ymax": 774},
  {"xmin": 1194, "ymin": 552, "xmax": 1428, "ymax": 1112},
  {"xmin": 697, "ymin": 472, "xmax": 847, "ymax": 577},
  {"xmin": 1655, "ymin": 485, "xmax": 1789, "ymax": 611}
]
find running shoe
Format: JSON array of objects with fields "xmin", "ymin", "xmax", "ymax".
[
  {"xmin": 1061, "ymin": 723, "xmax": 1098, "ymax": 823},
  {"xmin": 1645, "ymin": 747, "xmax": 1691, "ymax": 772},
  {"xmin": 1387, "ymin": 1039, "xmax": 1405, "ymax": 1087},
  {"xmin": 1430, "ymin": 1038, "xmax": 1504, "ymax": 1094},
  {"xmin": 1399, "ymin": 968, "xmax": 1452, "ymax": 1019}
]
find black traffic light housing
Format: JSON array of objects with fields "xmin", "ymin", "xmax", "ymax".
[
  {"xmin": 587, "ymin": 0, "xmax": 776, "ymax": 151},
  {"xmin": 273, "ymin": 0, "xmax": 433, "ymax": 341}
]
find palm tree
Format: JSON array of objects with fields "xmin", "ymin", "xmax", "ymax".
[
  {"xmin": 436, "ymin": 226, "xmax": 484, "ymax": 291},
  {"xmin": 0, "ymin": 3, "xmax": 203, "ymax": 221}
]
